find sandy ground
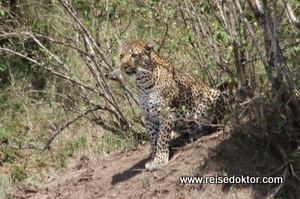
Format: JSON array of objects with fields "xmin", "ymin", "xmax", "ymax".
[{"xmin": 13, "ymin": 125, "xmax": 295, "ymax": 199}]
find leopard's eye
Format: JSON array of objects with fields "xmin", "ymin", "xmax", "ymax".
[
  {"xmin": 119, "ymin": 54, "xmax": 124, "ymax": 59},
  {"xmin": 131, "ymin": 54, "xmax": 139, "ymax": 58}
]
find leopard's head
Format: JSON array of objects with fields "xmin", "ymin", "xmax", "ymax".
[{"xmin": 120, "ymin": 41, "xmax": 154, "ymax": 76}]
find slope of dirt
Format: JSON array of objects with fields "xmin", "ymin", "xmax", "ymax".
[{"xmin": 13, "ymin": 124, "xmax": 293, "ymax": 199}]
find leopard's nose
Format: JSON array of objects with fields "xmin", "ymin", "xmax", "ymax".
[{"xmin": 121, "ymin": 63, "xmax": 130, "ymax": 72}]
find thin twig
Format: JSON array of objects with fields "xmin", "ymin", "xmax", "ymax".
[
  {"xmin": 269, "ymin": 160, "xmax": 293, "ymax": 176},
  {"xmin": 282, "ymin": 0, "xmax": 300, "ymax": 29},
  {"xmin": 0, "ymin": 47, "xmax": 105, "ymax": 97},
  {"xmin": 236, "ymin": 0, "xmax": 268, "ymax": 69},
  {"xmin": 22, "ymin": 90, "xmax": 77, "ymax": 106},
  {"xmin": 0, "ymin": 106, "xmax": 101, "ymax": 150},
  {"xmin": 265, "ymin": 166, "xmax": 288, "ymax": 198},
  {"xmin": 157, "ymin": 23, "xmax": 168, "ymax": 54}
]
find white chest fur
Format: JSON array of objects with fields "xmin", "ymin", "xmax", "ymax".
[{"xmin": 138, "ymin": 86, "xmax": 166, "ymax": 120}]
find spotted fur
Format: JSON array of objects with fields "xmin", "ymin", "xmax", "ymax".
[{"xmin": 120, "ymin": 41, "xmax": 228, "ymax": 171}]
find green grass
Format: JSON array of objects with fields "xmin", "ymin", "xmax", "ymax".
[
  {"xmin": 99, "ymin": 131, "xmax": 137, "ymax": 155},
  {"xmin": 0, "ymin": 0, "xmax": 299, "ymax": 197},
  {"xmin": 55, "ymin": 134, "xmax": 88, "ymax": 170},
  {"xmin": 0, "ymin": 83, "xmax": 138, "ymax": 194},
  {"xmin": 0, "ymin": 175, "xmax": 13, "ymax": 199}
]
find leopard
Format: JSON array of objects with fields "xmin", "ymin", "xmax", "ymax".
[{"xmin": 119, "ymin": 40, "xmax": 228, "ymax": 171}]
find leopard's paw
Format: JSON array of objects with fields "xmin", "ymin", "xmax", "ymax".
[{"xmin": 145, "ymin": 158, "xmax": 168, "ymax": 171}]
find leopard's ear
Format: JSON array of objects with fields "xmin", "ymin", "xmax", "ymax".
[{"xmin": 145, "ymin": 41, "xmax": 154, "ymax": 50}]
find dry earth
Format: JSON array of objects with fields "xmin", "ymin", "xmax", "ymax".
[{"xmin": 13, "ymin": 123, "xmax": 296, "ymax": 199}]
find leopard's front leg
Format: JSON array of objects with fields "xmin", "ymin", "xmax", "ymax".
[
  {"xmin": 145, "ymin": 119, "xmax": 160, "ymax": 159},
  {"xmin": 145, "ymin": 114, "xmax": 173, "ymax": 171}
]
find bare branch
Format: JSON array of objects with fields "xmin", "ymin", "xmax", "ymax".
[
  {"xmin": 42, "ymin": 106, "xmax": 101, "ymax": 150},
  {"xmin": 57, "ymin": 0, "xmax": 112, "ymax": 70},
  {"xmin": 236, "ymin": 0, "xmax": 268, "ymax": 68},
  {"xmin": 0, "ymin": 47, "xmax": 104, "ymax": 96},
  {"xmin": 157, "ymin": 23, "xmax": 168, "ymax": 54},
  {"xmin": 0, "ymin": 106, "xmax": 101, "ymax": 150},
  {"xmin": 22, "ymin": 90, "xmax": 77, "ymax": 106},
  {"xmin": 283, "ymin": 0, "xmax": 300, "ymax": 29}
]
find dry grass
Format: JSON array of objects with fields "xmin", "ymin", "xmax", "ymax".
[{"xmin": 0, "ymin": 1, "xmax": 299, "ymax": 198}]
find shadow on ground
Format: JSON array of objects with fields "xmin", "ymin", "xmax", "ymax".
[
  {"xmin": 110, "ymin": 119, "xmax": 299, "ymax": 198},
  {"xmin": 111, "ymin": 134, "xmax": 190, "ymax": 185},
  {"xmin": 13, "ymin": 119, "xmax": 300, "ymax": 199},
  {"xmin": 111, "ymin": 157, "xmax": 149, "ymax": 185},
  {"xmin": 189, "ymin": 120, "xmax": 300, "ymax": 198}
]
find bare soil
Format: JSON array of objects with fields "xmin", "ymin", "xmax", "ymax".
[{"xmin": 13, "ymin": 122, "xmax": 299, "ymax": 199}]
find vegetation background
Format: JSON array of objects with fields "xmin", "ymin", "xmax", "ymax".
[{"xmin": 0, "ymin": 0, "xmax": 299, "ymax": 198}]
